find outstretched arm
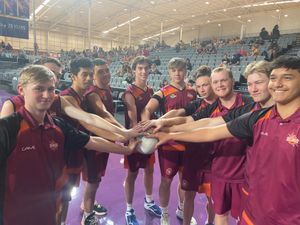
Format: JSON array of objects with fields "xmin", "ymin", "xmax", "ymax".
[
  {"xmin": 85, "ymin": 136, "xmax": 139, "ymax": 155},
  {"xmin": 60, "ymin": 96, "xmax": 140, "ymax": 141},
  {"xmin": 149, "ymin": 124, "xmax": 233, "ymax": 147}
]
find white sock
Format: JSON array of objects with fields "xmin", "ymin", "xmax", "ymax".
[
  {"xmin": 83, "ymin": 211, "xmax": 92, "ymax": 218},
  {"xmin": 126, "ymin": 203, "xmax": 133, "ymax": 211},
  {"xmin": 145, "ymin": 194, "xmax": 152, "ymax": 203},
  {"xmin": 160, "ymin": 206, "xmax": 168, "ymax": 215}
]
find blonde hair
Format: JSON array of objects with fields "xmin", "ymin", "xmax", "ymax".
[
  {"xmin": 212, "ymin": 67, "xmax": 233, "ymax": 79},
  {"xmin": 243, "ymin": 61, "xmax": 271, "ymax": 79},
  {"xmin": 18, "ymin": 65, "xmax": 55, "ymax": 86},
  {"xmin": 168, "ymin": 57, "xmax": 187, "ymax": 70}
]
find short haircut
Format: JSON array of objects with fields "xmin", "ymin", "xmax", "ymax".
[
  {"xmin": 70, "ymin": 58, "xmax": 93, "ymax": 75},
  {"xmin": 18, "ymin": 65, "xmax": 55, "ymax": 86},
  {"xmin": 168, "ymin": 57, "xmax": 187, "ymax": 70},
  {"xmin": 33, "ymin": 57, "xmax": 62, "ymax": 67},
  {"xmin": 212, "ymin": 67, "xmax": 233, "ymax": 79},
  {"xmin": 244, "ymin": 60, "xmax": 271, "ymax": 79},
  {"xmin": 131, "ymin": 56, "xmax": 151, "ymax": 70},
  {"xmin": 270, "ymin": 56, "xmax": 300, "ymax": 73},
  {"xmin": 93, "ymin": 58, "xmax": 107, "ymax": 67},
  {"xmin": 196, "ymin": 65, "xmax": 211, "ymax": 78}
]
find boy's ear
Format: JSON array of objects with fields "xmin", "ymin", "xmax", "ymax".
[{"xmin": 17, "ymin": 85, "xmax": 24, "ymax": 96}]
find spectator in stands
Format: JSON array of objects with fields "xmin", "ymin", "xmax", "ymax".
[
  {"xmin": 239, "ymin": 46, "xmax": 248, "ymax": 57},
  {"xmin": 271, "ymin": 25, "xmax": 280, "ymax": 40},
  {"xmin": 259, "ymin": 27, "xmax": 270, "ymax": 40},
  {"xmin": 160, "ymin": 79, "xmax": 168, "ymax": 88},
  {"xmin": 149, "ymin": 63, "xmax": 162, "ymax": 75},
  {"xmin": 221, "ymin": 54, "xmax": 231, "ymax": 65},
  {"xmin": 152, "ymin": 56, "xmax": 161, "ymax": 66},
  {"xmin": 251, "ymin": 44, "xmax": 260, "ymax": 57},
  {"xmin": 186, "ymin": 58, "xmax": 193, "ymax": 71},
  {"xmin": 187, "ymin": 79, "xmax": 195, "ymax": 89}
]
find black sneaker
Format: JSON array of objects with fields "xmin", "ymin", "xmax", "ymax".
[
  {"xmin": 81, "ymin": 212, "xmax": 99, "ymax": 225},
  {"xmin": 93, "ymin": 202, "xmax": 107, "ymax": 216}
]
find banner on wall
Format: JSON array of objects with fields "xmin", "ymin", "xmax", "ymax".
[
  {"xmin": 0, "ymin": 16, "xmax": 29, "ymax": 39},
  {"xmin": 18, "ymin": 0, "xmax": 29, "ymax": 18},
  {"xmin": 0, "ymin": 0, "xmax": 4, "ymax": 15},
  {"xmin": 4, "ymin": 0, "xmax": 18, "ymax": 17}
]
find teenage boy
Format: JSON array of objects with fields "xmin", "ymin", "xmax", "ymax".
[
  {"xmin": 142, "ymin": 57, "xmax": 197, "ymax": 225},
  {"xmin": 123, "ymin": 56, "xmax": 161, "ymax": 225}
]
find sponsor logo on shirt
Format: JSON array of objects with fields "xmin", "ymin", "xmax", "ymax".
[
  {"xmin": 187, "ymin": 93, "xmax": 194, "ymax": 99},
  {"xmin": 170, "ymin": 94, "xmax": 176, "ymax": 99},
  {"xmin": 286, "ymin": 133, "xmax": 299, "ymax": 147},
  {"xmin": 21, "ymin": 145, "xmax": 36, "ymax": 152},
  {"xmin": 260, "ymin": 132, "xmax": 268, "ymax": 136},
  {"xmin": 49, "ymin": 140, "xmax": 59, "ymax": 151}
]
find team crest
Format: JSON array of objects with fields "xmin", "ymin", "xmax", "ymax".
[
  {"xmin": 49, "ymin": 140, "xmax": 59, "ymax": 151},
  {"xmin": 166, "ymin": 168, "xmax": 173, "ymax": 176},
  {"xmin": 170, "ymin": 94, "xmax": 176, "ymax": 99},
  {"xmin": 286, "ymin": 133, "xmax": 299, "ymax": 147},
  {"xmin": 182, "ymin": 179, "xmax": 188, "ymax": 188}
]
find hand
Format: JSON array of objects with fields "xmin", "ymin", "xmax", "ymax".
[
  {"xmin": 125, "ymin": 125, "xmax": 143, "ymax": 140},
  {"xmin": 140, "ymin": 119, "xmax": 164, "ymax": 133},
  {"xmin": 146, "ymin": 132, "xmax": 171, "ymax": 148},
  {"xmin": 127, "ymin": 138, "xmax": 140, "ymax": 155}
]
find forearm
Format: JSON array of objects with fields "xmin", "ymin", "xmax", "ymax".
[
  {"xmin": 160, "ymin": 109, "xmax": 185, "ymax": 119},
  {"xmin": 82, "ymin": 123, "xmax": 126, "ymax": 142},
  {"xmin": 160, "ymin": 116, "xmax": 191, "ymax": 128},
  {"xmin": 169, "ymin": 117, "xmax": 225, "ymax": 132},
  {"xmin": 86, "ymin": 136, "xmax": 131, "ymax": 154},
  {"xmin": 167, "ymin": 124, "xmax": 231, "ymax": 143}
]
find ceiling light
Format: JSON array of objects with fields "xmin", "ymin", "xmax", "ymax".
[
  {"xmin": 207, "ymin": 20, "xmax": 210, "ymax": 23},
  {"xmin": 30, "ymin": 0, "xmax": 53, "ymax": 19},
  {"xmin": 192, "ymin": 15, "xmax": 195, "ymax": 17},
  {"xmin": 97, "ymin": 1, "xmax": 102, "ymax": 3},
  {"xmin": 218, "ymin": 24, "xmax": 221, "ymax": 27},
  {"xmin": 103, "ymin": 16, "xmax": 141, "ymax": 34},
  {"xmin": 143, "ymin": 27, "xmax": 180, "ymax": 41},
  {"xmin": 124, "ymin": 8, "xmax": 128, "ymax": 11},
  {"xmin": 223, "ymin": 9, "xmax": 227, "ymax": 12},
  {"xmin": 276, "ymin": 9, "xmax": 280, "ymax": 12},
  {"xmin": 284, "ymin": 14, "xmax": 288, "ymax": 17},
  {"xmin": 205, "ymin": 1, "xmax": 210, "ymax": 4},
  {"xmin": 237, "ymin": 15, "xmax": 241, "ymax": 18},
  {"xmin": 173, "ymin": 8, "xmax": 177, "ymax": 12},
  {"xmin": 150, "ymin": 1, "xmax": 155, "ymax": 4},
  {"xmin": 247, "ymin": 19, "xmax": 252, "ymax": 22}
]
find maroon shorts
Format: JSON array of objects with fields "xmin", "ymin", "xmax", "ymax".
[
  {"xmin": 181, "ymin": 143, "xmax": 213, "ymax": 190},
  {"xmin": 82, "ymin": 150, "xmax": 109, "ymax": 183},
  {"xmin": 158, "ymin": 149, "xmax": 184, "ymax": 179},
  {"xmin": 124, "ymin": 151, "xmax": 155, "ymax": 172},
  {"xmin": 211, "ymin": 179, "xmax": 243, "ymax": 218}
]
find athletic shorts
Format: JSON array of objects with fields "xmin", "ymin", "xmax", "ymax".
[
  {"xmin": 124, "ymin": 151, "xmax": 155, "ymax": 172},
  {"xmin": 82, "ymin": 150, "xmax": 109, "ymax": 183},
  {"xmin": 211, "ymin": 179, "xmax": 243, "ymax": 218},
  {"xmin": 158, "ymin": 149, "xmax": 184, "ymax": 179}
]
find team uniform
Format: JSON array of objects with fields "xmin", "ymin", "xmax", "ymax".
[
  {"xmin": 227, "ymin": 106, "xmax": 300, "ymax": 225},
  {"xmin": 181, "ymin": 98, "xmax": 215, "ymax": 196},
  {"xmin": 191, "ymin": 93, "xmax": 252, "ymax": 218},
  {"xmin": 154, "ymin": 84, "xmax": 197, "ymax": 179},
  {"xmin": 123, "ymin": 84, "xmax": 155, "ymax": 172},
  {"xmin": 83, "ymin": 85, "xmax": 115, "ymax": 183},
  {"xmin": 0, "ymin": 107, "xmax": 90, "ymax": 225}
]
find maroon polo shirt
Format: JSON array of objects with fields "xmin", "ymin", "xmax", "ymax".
[
  {"xmin": 0, "ymin": 107, "xmax": 89, "ymax": 225},
  {"xmin": 192, "ymin": 93, "xmax": 252, "ymax": 181},
  {"xmin": 227, "ymin": 106, "xmax": 300, "ymax": 224},
  {"xmin": 85, "ymin": 85, "xmax": 115, "ymax": 115}
]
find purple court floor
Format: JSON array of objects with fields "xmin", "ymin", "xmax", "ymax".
[{"xmin": 0, "ymin": 87, "xmax": 237, "ymax": 225}]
